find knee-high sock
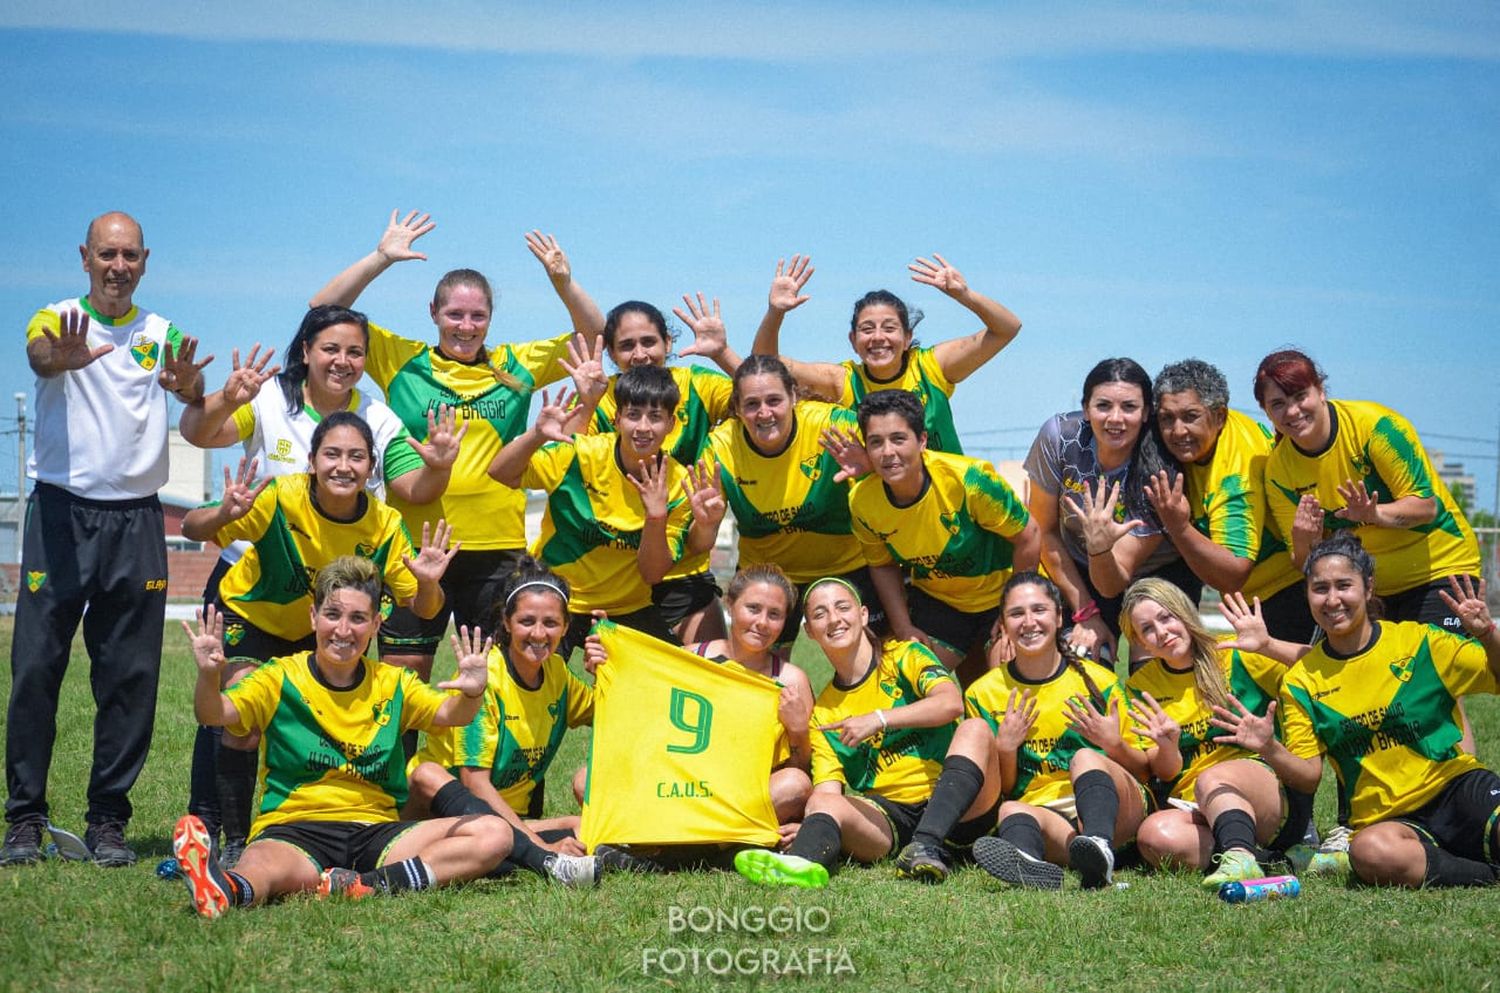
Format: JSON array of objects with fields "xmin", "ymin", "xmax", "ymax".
[
  {"xmin": 187, "ymin": 725, "xmax": 222, "ymax": 829},
  {"xmin": 787, "ymin": 812, "xmax": 843, "ymax": 872},
  {"xmin": 995, "ymin": 812, "xmax": 1046, "ymax": 860},
  {"xmin": 1073, "ymin": 769, "xmax": 1119, "ymax": 842},
  {"xmin": 912, "ymin": 755, "xmax": 984, "ymax": 849},
  {"xmin": 1421, "ymin": 841, "xmax": 1498, "ymax": 888},
  {"xmin": 216, "ymin": 745, "xmax": 258, "ymax": 844},
  {"xmin": 1211, "ymin": 808, "xmax": 1258, "ymax": 856}
]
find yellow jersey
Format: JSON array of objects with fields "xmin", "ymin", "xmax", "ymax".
[{"xmin": 838, "ymin": 347, "xmax": 961, "ymax": 455}]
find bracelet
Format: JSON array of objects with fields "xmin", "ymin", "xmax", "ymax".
[
  {"xmin": 875, "ymin": 709, "xmax": 888, "ymax": 730},
  {"xmin": 1071, "ymin": 600, "xmax": 1101, "ymax": 624},
  {"xmin": 1480, "ymin": 621, "xmax": 1496, "ymax": 639}
]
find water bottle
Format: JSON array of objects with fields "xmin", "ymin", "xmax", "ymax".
[
  {"xmin": 1219, "ymin": 875, "xmax": 1300, "ymax": 903},
  {"xmin": 156, "ymin": 857, "xmax": 183, "ymax": 881}
]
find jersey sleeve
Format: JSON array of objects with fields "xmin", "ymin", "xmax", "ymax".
[
  {"xmin": 25, "ymin": 307, "xmax": 61, "ymax": 343},
  {"xmin": 363, "ymin": 322, "xmax": 427, "ymax": 392},
  {"xmin": 398, "ymin": 670, "xmax": 452, "ymax": 733},
  {"xmin": 231, "ymin": 403, "xmax": 258, "ymax": 444},
  {"xmin": 223, "ymin": 661, "xmax": 285, "ymax": 737},
  {"xmin": 966, "ymin": 459, "xmax": 1030, "ymax": 539},
  {"xmin": 522, "ymin": 441, "xmax": 577, "ymax": 492},
  {"xmin": 452, "ymin": 691, "xmax": 502, "ymax": 770},
  {"xmin": 809, "ymin": 723, "xmax": 847, "ymax": 788},
  {"xmin": 1426, "ymin": 626, "xmax": 1500, "ymax": 698},
  {"xmin": 212, "ymin": 478, "xmax": 281, "ymax": 546},
  {"xmin": 915, "ymin": 346, "xmax": 956, "ymax": 396},
  {"xmin": 1365, "ymin": 408, "xmax": 1438, "ymax": 501},
  {"xmin": 901, "ymin": 642, "xmax": 957, "ymax": 698},
  {"xmin": 380, "ymin": 517, "xmax": 421, "ymax": 604},
  {"xmin": 565, "ymin": 670, "xmax": 596, "ymax": 727},
  {"xmin": 507, "ymin": 332, "xmax": 574, "ymax": 389},
  {"xmin": 1203, "ymin": 471, "xmax": 1260, "ymax": 560},
  {"xmin": 693, "ymin": 366, "xmax": 735, "ymax": 422},
  {"xmin": 1278, "ymin": 674, "xmax": 1324, "ymax": 760},
  {"xmin": 1023, "ymin": 415, "xmax": 1065, "ymax": 496}
]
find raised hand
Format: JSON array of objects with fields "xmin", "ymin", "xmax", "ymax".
[
  {"xmin": 1066, "ymin": 693, "xmax": 1124, "ymax": 750},
  {"xmin": 219, "ymin": 457, "xmax": 270, "ymax": 522},
  {"xmin": 767, "ymin": 255, "xmax": 814, "ymax": 313},
  {"xmin": 994, "ymin": 687, "xmax": 1039, "ymax": 752},
  {"xmin": 1063, "ymin": 477, "xmax": 1143, "ymax": 557},
  {"xmin": 1127, "ymin": 691, "xmax": 1180, "ymax": 751},
  {"xmin": 819, "ymin": 712, "xmax": 884, "ymax": 747},
  {"xmin": 408, "ymin": 404, "xmax": 468, "ymax": 469},
  {"xmin": 985, "ymin": 628, "xmax": 1017, "ymax": 668},
  {"xmin": 908, "ymin": 253, "xmax": 968, "ymax": 298},
  {"xmin": 820, "ymin": 426, "xmax": 871, "ymax": 483},
  {"xmin": 221, "ymin": 345, "xmax": 280, "ymax": 407},
  {"xmin": 1209, "ymin": 696, "xmax": 1277, "ymax": 753},
  {"xmin": 39, "ymin": 309, "xmax": 113, "ymax": 370},
  {"xmin": 534, "ymin": 386, "xmax": 579, "ymax": 444},
  {"xmin": 1217, "ymin": 591, "xmax": 1270, "ymax": 653},
  {"xmin": 181, "ymin": 604, "xmax": 227, "ymax": 675},
  {"xmin": 1438, "ymin": 574, "xmax": 1494, "ymax": 638},
  {"xmin": 525, "ymin": 230, "xmax": 573, "ymax": 289},
  {"xmin": 157, "ymin": 335, "xmax": 214, "ymax": 398},
  {"xmin": 404, "ymin": 519, "xmax": 461, "ymax": 585},
  {"xmin": 1293, "ymin": 493, "xmax": 1325, "ymax": 544},
  {"xmin": 377, "ymin": 209, "xmax": 434, "ymax": 263},
  {"xmin": 583, "ymin": 622, "xmax": 609, "ymax": 675},
  {"xmin": 683, "ymin": 458, "xmax": 726, "ymax": 526},
  {"xmin": 777, "ymin": 679, "xmax": 813, "ymax": 736},
  {"xmin": 673, "ymin": 293, "xmax": 728, "ymax": 360},
  {"xmin": 1334, "ymin": 478, "xmax": 1379, "ymax": 525},
  {"xmin": 559, "ymin": 333, "xmax": 608, "ymax": 406},
  {"xmin": 1065, "ymin": 616, "xmax": 1113, "ymax": 663},
  {"xmin": 440, "ymin": 624, "xmax": 493, "ymax": 697},
  {"xmin": 1143, "ymin": 469, "xmax": 1191, "ymax": 535},
  {"xmin": 626, "ymin": 453, "xmax": 671, "ymax": 521}
]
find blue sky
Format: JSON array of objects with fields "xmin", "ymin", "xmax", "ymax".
[{"xmin": 3, "ymin": 2, "xmax": 1498, "ymax": 507}]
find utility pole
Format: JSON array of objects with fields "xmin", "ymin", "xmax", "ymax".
[{"xmin": 14, "ymin": 392, "xmax": 25, "ymax": 565}]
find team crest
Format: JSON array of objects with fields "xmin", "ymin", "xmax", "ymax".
[
  {"xmin": 129, "ymin": 333, "xmax": 160, "ymax": 371},
  {"xmin": 1389, "ymin": 656, "xmax": 1414, "ymax": 683},
  {"xmin": 355, "ymin": 542, "xmax": 376, "ymax": 559},
  {"xmin": 548, "ymin": 699, "xmax": 563, "ymax": 718},
  {"xmin": 371, "ymin": 700, "xmax": 393, "ymax": 727},
  {"xmin": 799, "ymin": 455, "xmax": 822, "ymax": 482},
  {"xmin": 25, "ymin": 571, "xmax": 45, "ymax": 593},
  {"xmin": 224, "ymin": 622, "xmax": 246, "ymax": 647},
  {"xmin": 879, "ymin": 679, "xmax": 903, "ymax": 702},
  {"xmin": 940, "ymin": 511, "xmax": 961, "ymax": 536},
  {"xmin": 380, "ymin": 590, "xmax": 394, "ymax": 620}
]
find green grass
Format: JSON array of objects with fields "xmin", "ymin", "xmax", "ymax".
[{"xmin": 2, "ymin": 619, "xmax": 1499, "ymax": 992}]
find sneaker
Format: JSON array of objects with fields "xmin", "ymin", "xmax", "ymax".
[
  {"xmin": 1068, "ymin": 834, "xmax": 1115, "ymax": 890},
  {"xmin": 84, "ymin": 821, "xmax": 137, "ymax": 867},
  {"xmin": 1202, "ymin": 848, "xmax": 1262, "ymax": 890},
  {"xmin": 1320, "ymin": 824, "xmax": 1351, "ymax": 854},
  {"xmin": 172, "ymin": 815, "xmax": 232, "ymax": 919},
  {"xmin": 543, "ymin": 852, "xmax": 598, "ymax": 887},
  {"xmin": 0, "ymin": 819, "xmax": 46, "ymax": 867},
  {"xmin": 893, "ymin": 841, "xmax": 949, "ymax": 884},
  {"xmin": 733, "ymin": 849, "xmax": 830, "ymax": 889},
  {"xmin": 317, "ymin": 867, "xmax": 375, "ymax": 900},
  {"xmin": 219, "ymin": 839, "xmax": 246, "ymax": 870},
  {"xmin": 594, "ymin": 844, "xmax": 665, "ymax": 875},
  {"xmin": 46, "ymin": 823, "xmax": 93, "ymax": 862},
  {"xmin": 972, "ymin": 836, "xmax": 1063, "ymax": 890}
]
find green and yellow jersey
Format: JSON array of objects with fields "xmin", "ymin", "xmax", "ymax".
[
  {"xmin": 839, "ymin": 347, "xmax": 961, "ymax": 455},
  {"xmin": 208, "ymin": 473, "xmax": 417, "ymax": 642},
  {"xmin": 1183, "ymin": 409, "xmax": 1300, "ymax": 601},
  {"xmin": 965, "ymin": 656, "xmax": 1127, "ymax": 806},
  {"xmin": 522, "ymin": 433, "xmax": 692, "ymax": 613},
  {"xmin": 226, "ymin": 652, "xmax": 452, "ymax": 836},
  {"xmin": 707, "ymin": 400, "xmax": 865, "ymax": 584},
  {"xmin": 1264, "ymin": 399, "xmax": 1479, "ymax": 595},
  {"xmin": 1280, "ymin": 621, "xmax": 1497, "ymax": 829},
  {"xmin": 364, "ymin": 322, "xmax": 571, "ymax": 551},
  {"xmin": 417, "ymin": 647, "xmax": 594, "ymax": 814},
  {"xmin": 849, "ymin": 449, "xmax": 1030, "ymax": 613},
  {"xmin": 810, "ymin": 640, "xmax": 959, "ymax": 805},
  {"xmin": 588, "ymin": 364, "xmax": 732, "ymax": 583},
  {"xmin": 1126, "ymin": 645, "xmax": 1286, "ymax": 802}
]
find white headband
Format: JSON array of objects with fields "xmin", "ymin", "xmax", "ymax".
[{"xmin": 505, "ymin": 580, "xmax": 569, "ymax": 608}]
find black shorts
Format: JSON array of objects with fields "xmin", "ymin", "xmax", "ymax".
[
  {"xmin": 1391, "ymin": 767, "xmax": 1500, "ymax": 865},
  {"xmin": 216, "ymin": 604, "xmax": 316, "ymax": 663},
  {"xmin": 652, "ymin": 572, "xmax": 723, "ymax": 629},
  {"xmin": 561, "ymin": 604, "xmax": 679, "ymax": 661},
  {"xmin": 379, "ymin": 548, "xmax": 526, "ymax": 655},
  {"xmin": 861, "ymin": 793, "xmax": 998, "ymax": 858},
  {"xmin": 908, "ymin": 587, "xmax": 998, "ymax": 658},
  {"xmin": 781, "ymin": 567, "xmax": 882, "ymax": 647},
  {"xmin": 253, "ymin": 819, "xmax": 418, "ymax": 873},
  {"xmin": 1382, "ymin": 576, "xmax": 1478, "ymax": 637}
]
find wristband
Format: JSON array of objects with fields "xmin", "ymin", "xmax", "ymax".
[
  {"xmin": 875, "ymin": 709, "xmax": 888, "ymax": 730},
  {"xmin": 1071, "ymin": 600, "xmax": 1101, "ymax": 624}
]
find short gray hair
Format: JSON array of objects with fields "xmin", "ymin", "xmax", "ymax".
[{"xmin": 1154, "ymin": 358, "xmax": 1229, "ymax": 412}]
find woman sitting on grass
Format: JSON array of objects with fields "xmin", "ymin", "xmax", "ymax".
[
  {"xmin": 967, "ymin": 572, "xmax": 1149, "ymax": 891},
  {"xmin": 171, "ymin": 556, "xmax": 511, "ymax": 919}
]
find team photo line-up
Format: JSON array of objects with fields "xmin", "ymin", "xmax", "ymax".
[{"xmin": 5, "ymin": 209, "xmax": 1498, "ymax": 919}]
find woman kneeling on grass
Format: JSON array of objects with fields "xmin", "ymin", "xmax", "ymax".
[
  {"xmin": 171, "ymin": 556, "xmax": 512, "ymax": 919},
  {"xmin": 733, "ymin": 577, "xmax": 1001, "ymax": 888},
  {"xmin": 1121, "ymin": 578, "xmax": 1310, "ymax": 888},
  {"xmin": 1211, "ymin": 532, "xmax": 1500, "ymax": 889},
  {"xmin": 967, "ymin": 572, "xmax": 1150, "ymax": 890}
]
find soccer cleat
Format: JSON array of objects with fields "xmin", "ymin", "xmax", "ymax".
[
  {"xmin": 1068, "ymin": 834, "xmax": 1115, "ymax": 890},
  {"xmin": 543, "ymin": 853, "xmax": 599, "ymax": 887},
  {"xmin": 1319, "ymin": 824, "xmax": 1351, "ymax": 853},
  {"xmin": 0, "ymin": 819, "xmax": 46, "ymax": 867},
  {"xmin": 893, "ymin": 842, "xmax": 950, "ymax": 884},
  {"xmin": 1203, "ymin": 848, "xmax": 1262, "ymax": 890},
  {"xmin": 46, "ymin": 823, "xmax": 93, "ymax": 862},
  {"xmin": 593, "ymin": 844, "xmax": 665, "ymax": 875},
  {"xmin": 85, "ymin": 821, "xmax": 137, "ymax": 867},
  {"xmin": 317, "ymin": 867, "xmax": 376, "ymax": 900},
  {"xmin": 973, "ymin": 836, "xmax": 1063, "ymax": 890},
  {"xmin": 172, "ymin": 815, "xmax": 231, "ymax": 919},
  {"xmin": 733, "ymin": 849, "xmax": 830, "ymax": 889},
  {"xmin": 219, "ymin": 839, "xmax": 246, "ymax": 870},
  {"xmin": 1287, "ymin": 843, "xmax": 1350, "ymax": 876}
]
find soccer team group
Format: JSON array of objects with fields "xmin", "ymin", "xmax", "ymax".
[{"xmin": 5, "ymin": 208, "xmax": 1499, "ymax": 921}]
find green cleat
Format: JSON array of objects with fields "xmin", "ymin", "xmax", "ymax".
[
  {"xmin": 733, "ymin": 849, "xmax": 829, "ymax": 889},
  {"xmin": 1203, "ymin": 849, "xmax": 1262, "ymax": 890}
]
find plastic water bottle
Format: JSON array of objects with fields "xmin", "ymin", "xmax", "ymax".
[
  {"xmin": 156, "ymin": 857, "xmax": 183, "ymax": 881},
  {"xmin": 1219, "ymin": 875, "xmax": 1300, "ymax": 903}
]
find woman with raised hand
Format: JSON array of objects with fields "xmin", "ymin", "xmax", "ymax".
[
  {"xmin": 849, "ymin": 388, "xmax": 1038, "ymax": 680},
  {"xmin": 750, "ymin": 253, "xmax": 1021, "ymax": 455},
  {"xmin": 1024, "ymin": 357, "xmax": 1197, "ymax": 662},
  {"xmin": 706, "ymin": 354, "xmax": 873, "ymax": 643},
  {"xmin": 309, "ymin": 210, "xmax": 605, "ymax": 691},
  {"xmin": 171, "ymin": 557, "xmax": 510, "ymax": 919},
  {"xmin": 732, "ymin": 577, "xmax": 999, "ymax": 889},
  {"xmin": 967, "ymin": 572, "xmax": 1150, "ymax": 891},
  {"xmin": 1122, "ymin": 578, "xmax": 1310, "ymax": 889},
  {"xmin": 583, "ymin": 296, "xmax": 741, "ymax": 643},
  {"xmin": 1145, "ymin": 358, "xmax": 1310, "ymax": 640},
  {"xmin": 1212, "ymin": 533, "xmax": 1500, "ymax": 889}
]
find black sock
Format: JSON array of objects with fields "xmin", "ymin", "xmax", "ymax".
[
  {"xmin": 995, "ymin": 812, "xmax": 1046, "ymax": 860},
  {"xmin": 216, "ymin": 746, "xmax": 258, "ymax": 845},
  {"xmin": 1421, "ymin": 842, "xmax": 1498, "ymax": 888},
  {"xmin": 431, "ymin": 780, "xmax": 497, "ymax": 819},
  {"xmin": 505, "ymin": 829, "xmax": 553, "ymax": 876},
  {"xmin": 787, "ymin": 812, "xmax": 843, "ymax": 872},
  {"xmin": 401, "ymin": 730, "xmax": 419, "ymax": 764},
  {"xmin": 1212, "ymin": 809, "xmax": 1258, "ymax": 856},
  {"xmin": 1073, "ymin": 769, "xmax": 1119, "ymax": 841},
  {"xmin": 225, "ymin": 869, "xmax": 253, "ymax": 908},
  {"xmin": 913, "ymin": 755, "xmax": 984, "ymax": 849},
  {"xmin": 361, "ymin": 857, "xmax": 436, "ymax": 894},
  {"xmin": 187, "ymin": 725, "xmax": 222, "ymax": 831}
]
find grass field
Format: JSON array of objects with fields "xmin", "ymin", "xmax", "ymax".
[{"xmin": 2, "ymin": 617, "xmax": 1498, "ymax": 993}]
